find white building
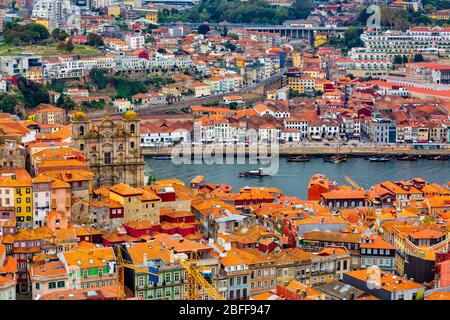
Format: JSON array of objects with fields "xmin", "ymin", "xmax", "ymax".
[
  {"xmin": 32, "ymin": 0, "xmax": 63, "ymax": 32},
  {"xmin": 283, "ymin": 116, "xmax": 308, "ymax": 139},
  {"xmin": 194, "ymin": 118, "xmax": 243, "ymax": 144},
  {"xmin": 140, "ymin": 125, "xmax": 191, "ymax": 147},
  {"xmin": 113, "ymin": 99, "xmax": 133, "ymax": 113},
  {"xmin": 360, "ymin": 26, "xmax": 450, "ymax": 57},
  {"xmin": 124, "ymin": 34, "xmax": 145, "ymax": 50},
  {"xmin": 32, "ymin": 178, "xmax": 51, "ymax": 227}
]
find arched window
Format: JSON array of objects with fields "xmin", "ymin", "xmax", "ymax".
[
  {"xmin": 79, "ymin": 125, "xmax": 85, "ymax": 136},
  {"xmin": 130, "ymin": 123, "xmax": 135, "ymax": 134}
]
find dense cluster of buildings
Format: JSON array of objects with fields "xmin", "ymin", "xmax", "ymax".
[
  {"xmin": 2, "ymin": 0, "xmax": 450, "ymax": 302},
  {"xmin": 0, "ymin": 102, "xmax": 449, "ymax": 301}
]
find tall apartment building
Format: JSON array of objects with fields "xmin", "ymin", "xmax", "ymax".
[
  {"xmin": 360, "ymin": 26, "xmax": 450, "ymax": 57},
  {"xmin": 32, "ymin": 0, "xmax": 63, "ymax": 32}
]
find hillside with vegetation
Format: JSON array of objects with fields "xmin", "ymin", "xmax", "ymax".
[{"xmin": 158, "ymin": 0, "xmax": 313, "ymax": 24}]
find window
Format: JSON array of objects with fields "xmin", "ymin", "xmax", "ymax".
[
  {"xmin": 57, "ymin": 281, "xmax": 65, "ymax": 288},
  {"xmin": 35, "ymin": 283, "xmax": 40, "ymax": 290},
  {"xmin": 48, "ymin": 282, "xmax": 56, "ymax": 289},
  {"xmin": 131, "ymin": 142, "xmax": 135, "ymax": 149},
  {"xmin": 165, "ymin": 273, "xmax": 171, "ymax": 284},
  {"xmin": 165, "ymin": 288, "xmax": 171, "ymax": 297},
  {"xmin": 138, "ymin": 276, "xmax": 144, "ymax": 287},
  {"xmin": 104, "ymin": 152, "xmax": 112, "ymax": 164},
  {"xmin": 174, "ymin": 272, "xmax": 180, "ymax": 283}
]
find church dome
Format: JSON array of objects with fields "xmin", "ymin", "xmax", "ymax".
[
  {"xmin": 73, "ymin": 111, "xmax": 88, "ymax": 122},
  {"xmin": 123, "ymin": 110, "xmax": 139, "ymax": 120}
]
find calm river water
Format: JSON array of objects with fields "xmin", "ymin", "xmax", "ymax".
[{"xmin": 145, "ymin": 156, "xmax": 450, "ymax": 199}]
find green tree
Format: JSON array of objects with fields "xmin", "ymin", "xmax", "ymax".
[
  {"xmin": 0, "ymin": 94, "xmax": 19, "ymax": 113},
  {"xmin": 111, "ymin": 78, "xmax": 147, "ymax": 100},
  {"xmin": 424, "ymin": 3, "xmax": 436, "ymax": 13},
  {"xmin": 224, "ymin": 41, "xmax": 236, "ymax": 51},
  {"xmin": 221, "ymin": 26, "xmax": 228, "ymax": 37},
  {"xmin": 3, "ymin": 23, "xmax": 49, "ymax": 45},
  {"xmin": 90, "ymin": 68, "xmax": 109, "ymax": 90},
  {"xmin": 56, "ymin": 93, "xmax": 65, "ymax": 107},
  {"xmin": 381, "ymin": 6, "xmax": 410, "ymax": 31},
  {"xmin": 393, "ymin": 55, "xmax": 404, "ymax": 64},
  {"xmin": 198, "ymin": 24, "xmax": 210, "ymax": 35},
  {"xmin": 228, "ymin": 33, "xmax": 239, "ymax": 40},
  {"xmin": 343, "ymin": 27, "xmax": 363, "ymax": 50},
  {"xmin": 56, "ymin": 93, "xmax": 76, "ymax": 110},
  {"xmin": 51, "ymin": 28, "xmax": 68, "ymax": 41},
  {"xmin": 413, "ymin": 53, "xmax": 424, "ymax": 62},
  {"xmin": 86, "ymin": 33, "xmax": 104, "ymax": 47},
  {"xmin": 16, "ymin": 77, "xmax": 49, "ymax": 108},
  {"xmin": 65, "ymin": 38, "xmax": 74, "ymax": 53},
  {"xmin": 229, "ymin": 102, "xmax": 238, "ymax": 110}
]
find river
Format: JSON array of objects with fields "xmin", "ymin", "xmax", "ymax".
[{"xmin": 144, "ymin": 156, "xmax": 450, "ymax": 199}]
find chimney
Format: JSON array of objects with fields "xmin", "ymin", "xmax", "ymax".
[
  {"xmin": 143, "ymin": 253, "xmax": 148, "ymax": 266},
  {"xmin": 169, "ymin": 250, "xmax": 175, "ymax": 264}
]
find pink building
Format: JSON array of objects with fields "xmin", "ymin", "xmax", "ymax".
[
  {"xmin": 50, "ymin": 180, "xmax": 72, "ymax": 221},
  {"xmin": 30, "ymin": 261, "xmax": 68, "ymax": 300}
]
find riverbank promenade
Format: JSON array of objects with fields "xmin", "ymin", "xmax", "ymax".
[{"xmin": 142, "ymin": 143, "xmax": 450, "ymax": 156}]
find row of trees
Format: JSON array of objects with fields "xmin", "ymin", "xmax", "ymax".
[
  {"xmin": 393, "ymin": 54, "xmax": 424, "ymax": 64},
  {"xmin": 159, "ymin": 0, "xmax": 312, "ymax": 24},
  {"xmin": 357, "ymin": 5, "xmax": 432, "ymax": 31},
  {"xmin": 3, "ymin": 23, "xmax": 49, "ymax": 45}
]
